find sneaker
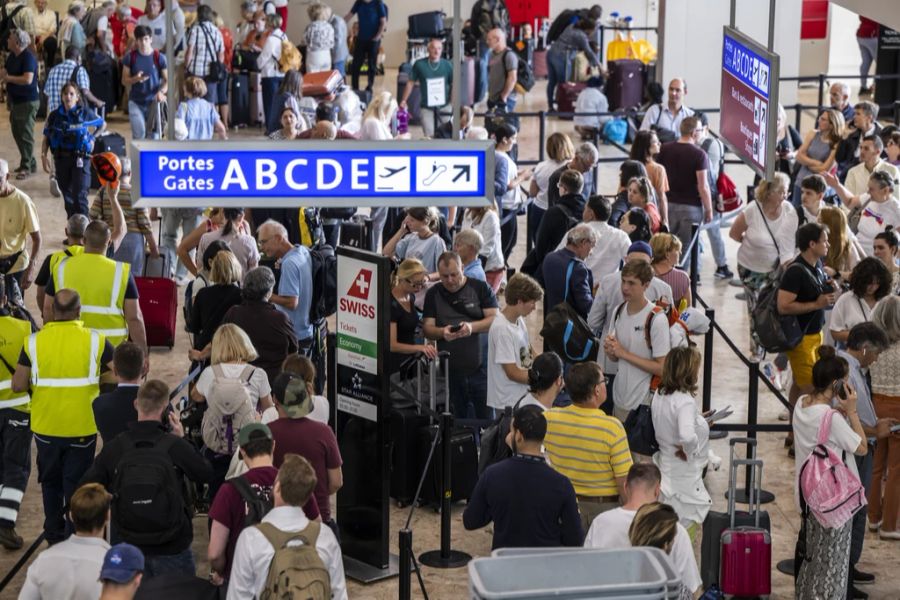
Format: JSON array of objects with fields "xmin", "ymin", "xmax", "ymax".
[
  {"xmin": 714, "ymin": 265, "xmax": 734, "ymax": 280},
  {"xmin": 849, "ymin": 585, "xmax": 869, "ymax": 599},
  {"xmin": 868, "ymin": 519, "xmax": 882, "ymax": 532},
  {"xmin": 879, "ymin": 529, "xmax": 900, "ymax": 540},
  {"xmin": 851, "ymin": 567, "xmax": 875, "ymax": 585},
  {"xmin": 0, "ymin": 526, "xmax": 23, "ymax": 550},
  {"xmin": 762, "ymin": 363, "xmax": 781, "ymax": 390},
  {"xmin": 49, "ymin": 175, "xmax": 61, "ymax": 198},
  {"xmin": 728, "ymin": 278, "xmax": 743, "ymax": 287}
]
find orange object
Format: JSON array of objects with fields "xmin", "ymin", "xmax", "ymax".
[{"xmin": 92, "ymin": 152, "xmax": 122, "ymax": 188}]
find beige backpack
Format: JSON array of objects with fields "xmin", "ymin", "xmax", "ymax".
[{"xmin": 257, "ymin": 521, "xmax": 331, "ymax": 600}]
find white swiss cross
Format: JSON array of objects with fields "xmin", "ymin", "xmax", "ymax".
[{"xmin": 355, "ymin": 274, "xmax": 369, "ymax": 294}]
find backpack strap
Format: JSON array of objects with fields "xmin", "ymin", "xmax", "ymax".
[
  {"xmin": 816, "ymin": 408, "xmax": 836, "ymax": 446},
  {"xmin": 563, "ymin": 259, "xmax": 576, "ymax": 303},
  {"xmin": 212, "ymin": 363, "xmax": 225, "ymax": 380},
  {"xmin": 228, "ymin": 475, "xmax": 257, "ymax": 506},
  {"xmin": 239, "ymin": 364, "xmax": 255, "ymax": 384},
  {"xmin": 256, "ymin": 520, "xmax": 321, "ymax": 550},
  {"xmin": 654, "ymin": 103, "xmax": 665, "ymax": 128},
  {"xmin": 643, "ymin": 305, "xmax": 665, "ymax": 353}
]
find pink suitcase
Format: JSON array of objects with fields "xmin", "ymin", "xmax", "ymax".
[
  {"xmin": 555, "ymin": 82, "xmax": 586, "ymax": 119},
  {"xmin": 719, "ymin": 459, "xmax": 772, "ymax": 596},
  {"xmin": 533, "ymin": 49, "xmax": 547, "ymax": 79}
]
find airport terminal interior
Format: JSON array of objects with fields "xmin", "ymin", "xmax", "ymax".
[{"xmin": 0, "ymin": 0, "xmax": 898, "ymax": 598}]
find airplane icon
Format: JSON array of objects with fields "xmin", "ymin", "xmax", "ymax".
[{"xmin": 380, "ymin": 165, "xmax": 407, "ymax": 178}]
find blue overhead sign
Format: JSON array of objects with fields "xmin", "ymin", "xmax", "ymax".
[
  {"xmin": 131, "ymin": 140, "xmax": 494, "ymax": 208},
  {"xmin": 722, "ymin": 30, "xmax": 772, "ymax": 100}
]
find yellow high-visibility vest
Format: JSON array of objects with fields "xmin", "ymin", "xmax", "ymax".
[
  {"xmin": 0, "ymin": 315, "xmax": 32, "ymax": 413},
  {"xmin": 47, "ymin": 245, "xmax": 84, "ymax": 275},
  {"xmin": 25, "ymin": 320, "xmax": 104, "ymax": 437},
  {"xmin": 52, "ymin": 253, "xmax": 130, "ymax": 346}
]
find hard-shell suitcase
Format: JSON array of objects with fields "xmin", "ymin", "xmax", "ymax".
[
  {"xmin": 230, "ymin": 72, "xmax": 251, "ymax": 127},
  {"xmin": 418, "ymin": 424, "xmax": 478, "ymax": 506},
  {"xmin": 339, "ymin": 215, "xmax": 375, "ymax": 251},
  {"xmin": 533, "ymin": 49, "xmax": 548, "ymax": 79},
  {"xmin": 389, "ymin": 406, "xmax": 429, "ymax": 506},
  {"xmin": 555, "ymin": 82, "xmax": 585, "ymax": 119},
  {"xmin": 606, "ymin": 59, "xmax": 645, "ymax": 110},
  {"xmin": 700, "ymin": 438, "xmax": 772, "ymax": 590},
  {"xmin": 720, "ymin": 459, "xmax": 772, "ymax": 596},
  {"xmin": 249, "ymin": 72, "xmax": 265, "ymax": 126},
  {"xmin": 302, "ymin": 70, "xmax": 343, "ymax": 98},
  {"xmin": 136, "ymin": 276, "xmax": 177, "ymax": 348},
  {"xmin": 407, "ymin": 11, "xmax": 444, "ymax": 39}
]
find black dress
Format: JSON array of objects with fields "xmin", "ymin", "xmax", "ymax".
[
  {"xmin": 389, "ymin": 292, "xmax": 420, "ymax": 375},
  {"xmin": 190, "ymin": 283, "xmax": 244, "ymax": 350}
]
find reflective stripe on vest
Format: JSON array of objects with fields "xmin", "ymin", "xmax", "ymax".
[
  {"xmin": 29, "ymin": 329, "xmax": 100, "ymax": 387},
  {"xmin": 0, "ymin": 316, "xmax": 33, "ymax": 411},
  {"xmin": 56, "ymin": 255, "xmax": 129, "ymax": 345}
]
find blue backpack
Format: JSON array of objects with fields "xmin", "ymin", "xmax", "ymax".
[{"xmin": 602, "ymin": 118, "xmax": 628, "ymax": 145}]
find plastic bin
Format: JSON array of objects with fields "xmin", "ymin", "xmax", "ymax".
[
  {"xmin": 490, "ymin": 547, "xmax": 681, "ymax": 600},
  {"xmin": 469, "ymin": 548, "xmax": 668, "ymax": 599}
]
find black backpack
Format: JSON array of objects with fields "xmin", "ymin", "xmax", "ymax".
[
  {"xmin": 477, "ymin": 395, "xmax": 526, "ymax": 475},
  {"xmin": 546, "ymin": 9, "xmax": 580, "ymax": 45},
  {"xmin": 309, "ymin": 243, "xmax": 337, "ymax": 322},
  {"xmin": 228, "ymin": 475, "xmax": 274, "ymax": 528},
  {"xmin": 111, "ymin": 436, "xmax": 185, "ymax": 547},
  {"xmin": 0, "ymin": 4, "xmax": 25, "ymax": 48},
  {"xmin": 503, "ymin": 48, "xmax": 535, "ymax": 93}
]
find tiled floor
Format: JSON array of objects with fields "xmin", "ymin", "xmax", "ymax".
[{"xmin": 0, "ymin": 71, "xmax": 897, "ymax": 599}]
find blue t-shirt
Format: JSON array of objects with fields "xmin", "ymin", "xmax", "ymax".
[
  {"xmin": 177, "ymin": 97, "xmax": 219, "ymax": 140},
  {"xmin": 124, "ymin": 50, "xmax": 167, "ymax": 105},
  {"xmin": 5, "ymin": 49, "xmax": 39, "ymax": 104},
  {"xmin": 351, "ymin": 0, "xmax": 387, "ymax": 41},
  {"xmin": 464, "ymin": 258, "xmax": 487, "ymax": 282},
  {"xmin": 277, "ymin": 245, "xmax": 314, "ymax": 340}
]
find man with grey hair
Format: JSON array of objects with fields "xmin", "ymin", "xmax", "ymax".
[
  {"xmin": 256, "ymin": 220, "xmax": 315, "ymax": 353},
  {"xmin": 542, "ymin": 223, "xmax": 597, "ymax": 319},
  {"xmin": 82, "ymin": 0, "xmax": 116, "ymax": 56},
  {"xmin": 837, "ymin": 100, "xmax": 883, "ymax": 182},
  {"xmin": 454, "ymin": 229, "xmax": 486, "ymax": 282},
  {"xmin": 34, "ymin": 214, "xmax": 89, "ymax": 315},
  {"xmin": 546, "ymin": 142, "xmax": 599, "ymax": 208},
  {"xmin": 2, "ymin": 29, "xmax": 39, "ymax": 178},
  {"xmin": 829, "ymin": 81, "xmax": 854, "ymax": 123},
  {"xmin": 486, "ymin": 27, "xmax": 517, "ymax": 113},
  {"xmin": 223, "ymin": 266, "xmax": 299, "ymax": 384},
  {"xmin": 0, "ymin": 159, "xmax": 41, "ymax": 296}
]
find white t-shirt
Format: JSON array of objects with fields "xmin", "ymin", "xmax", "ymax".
[
  {"xmin": 556, "ymin": 221, "xmax": 631, "ymax": 283},
  {"xmin": 531, "ymin": 159, "xmax": 567, "ymax": 211},
  {"xmin": 792, "ymin": 401, "xmax": 861, "ymax": 511},
  {"xmin": 573, "ymin": 87, "xmax": 610, "ymax": 130},
  {"xmin": 196, "ymin": 363, "xmax": 271, "ymax": 410},
  {"xmin": 583, "ymin": 507, "xmax": 702, "ymax": 594},
  {"xmin": 463, "ymin": 210, "xmax": 504, "ymax": 272},
  {"xmin": 736, "ymin": 201, "xmax": 798, "ymax": 273},
  {"xmin": 855, "ymin": 195, "xmax": 900, "ymax": 257},
  {"xmin": 611, "ymin": 301, "xmax": 671, "ymax": 412},
  {"xmin": 829, "ymin": 292, "xmax": 871, "ymax": 337},
  {"xmin": 498, "ymin": 151, "xmax": 519, "ymax": 210},
  {"xmin": 487, "ymin": 312, "xmax": 533, "ymax": 410},
  {"xmin": 518, "ymin": 392, "xmax": 546, "ymax": 411}
]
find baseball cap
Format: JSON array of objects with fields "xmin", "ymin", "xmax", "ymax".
[
  {"xmin": 272, "ymin": 372, "xmax": 313, "ymax": 419},
  {"xmin": 238, "ymin": 422, "xmax": 273, "ymax": 447},
  {"xmin": 100, "ymin": 543, "xmax": 144, "ymax": 583},
  {"xmin": 627, "ymin": 241, "xmax": 653, "ymax": 257}
]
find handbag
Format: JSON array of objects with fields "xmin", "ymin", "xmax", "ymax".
[
  {"xmin": 624, "ymin": 391, "xmax": 658, "ymax": 456},
  {"xmin": 847, "ymin": 197, "xmax": 872, "ymax": 235},
  {"xmin": 195, "ymin": 22, "xmax": 227, "ymax": 83}
]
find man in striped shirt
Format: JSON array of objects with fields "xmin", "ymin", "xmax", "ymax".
[{"xmin": 544, "ymin": 362, "xmax": 632, "ymax": 534}]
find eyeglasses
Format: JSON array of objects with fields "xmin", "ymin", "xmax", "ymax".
[{"xmin": 406, "ymin": 278, "xmax": 427, "ymax": 288}]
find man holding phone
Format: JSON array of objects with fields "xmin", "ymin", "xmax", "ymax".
[
  {"xmin": 121, "ymin": 25, "xmax": 168, "ymax": 140},
  {"xmin": 838, "ymin": 322, "xmax": 897, "ymax": 598}
]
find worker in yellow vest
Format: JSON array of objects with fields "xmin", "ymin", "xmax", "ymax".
[
  {"xmin": 12, "ymin": 289, "xmax": 115, "ymax": 544},
  {"xmin": 0, "ymin": 278, "xmax": 36, "ymax": 550},
  {"xmin": 44, "ymin": 219, "xmax": 146, "ymax": 350},
  {"xmin": 34, "ymin": 214, "xmax": 90, "ymax": 322}
]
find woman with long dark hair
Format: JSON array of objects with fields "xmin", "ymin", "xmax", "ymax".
[
  {"xmin": 197, "ymin": 208, "xmax": 259, "ymax": 274},
  {"xmin": 610, "ymin": 160, "xmax": 649, "ymax": 226},
  {"xmin": 630, "ymin": 130, "xmax": 669, "ymax": 225}
]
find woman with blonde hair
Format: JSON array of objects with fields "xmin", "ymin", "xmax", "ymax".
[
  {"xmin": 389, "ymin": 258, "xmax": 438, "ymax": 375},
  {"xmin": 629, "ymin": 502, "xmax": 694, "ymax": 600},
  {"xmin": 463, "ymin": 205, "xmax": 505, "ymax": 292},
  {"xmin": 528, "ymin": 132, "xmax": 576, "ymax": 244},
  {"xmin": 818, "ymin": 206, "xmax": 860, "ymax": 278},
  {"xmin": 793, "ymin": 108, "xmax": 845, "ymax": 206},
  {"xmin": 189, "ymin": 251, "xmax": 244, "ymax": 361},
  {"xmin": 383, "ymin": 207, "xmax": 446, "ymax": 276},
  {"xmin": 651, "ymin": 347, "xmax": 711, "ymax": 540},
  {"xmin": 360, "ymin": 90, "xmax": 398, "ymax": 246},
  {"xmin": 193, "ymin": 323, "xmax": 272, "ymax": 412},
  {"xmin": 650, "ymin": 233, "xmax": 691, "ymax": 309},
  {"xmin": 304, "ymin": 3, "xmax": 334, "ymax": 73},
  {"xmin": 868, "ymin": 295, "xmax": 900, "ymax": 541},
  {"xmin": 730, "ymin": 173, "xmax": 798, "ymax": 357}
]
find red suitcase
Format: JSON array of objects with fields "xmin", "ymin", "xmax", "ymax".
[
  {"xmin": 720, "ymin": 458, "xmax": 772, "ymax": 597},
  {"xmin": 606, "ymin": 59, "xmax": 645, "ymax": 110},
  {"xmin": 555, "ymin": 82, "xmax": 585, "ymax": 119},
  {"xmin": 302, "ymin": 70, "xmax": 343, "ymax": 98},
  {"xmin": 136, "ymin": 276, "xmax": 177, "ymax": 348},
  {"xmin": 532, "ymin": 49, "xmax": 547, "ymax": 79}
]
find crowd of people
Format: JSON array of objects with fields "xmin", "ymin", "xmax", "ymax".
[{"xmin": 0, "ymin": 0, "xmax": 897, "ymax": 599}]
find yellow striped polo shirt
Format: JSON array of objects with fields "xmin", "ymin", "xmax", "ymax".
[{"xmin": 543, "ymin": 404, "xmax": 633, "ymax": 496}]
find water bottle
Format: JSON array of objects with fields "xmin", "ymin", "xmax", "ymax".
[{"xmin": 396, "ymin": 106, "xmax": 409, "ymax": 135}]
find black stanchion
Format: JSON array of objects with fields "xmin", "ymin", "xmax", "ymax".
[
  {"xmin": 419, "ymin": 412, "xmax": 472, "ymax": 569},
  {"xmin": 726, "ymin": 362, "xmax": 775, "ymax": 505},
  {"xmin": 702, "ymin": 308, "xmax": 728, "ymax": 441},
  {"xmin": 777, "ymin": 558, "xmax": 795, "ymax": 576},
  {"xmin": 0, "ymin": 532, "xmax": 45, "ymax": 592}
]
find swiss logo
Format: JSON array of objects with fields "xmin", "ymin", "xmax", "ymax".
[{"xmin": 347, "ymin": 269, "xmax": 373, "ymax": 300}]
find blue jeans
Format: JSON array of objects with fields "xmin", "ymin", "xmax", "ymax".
[
  {"xmin": 143, "ymin": 547, "xmax": 196, "ymax": 579},
  {"xmin": 705, "ymin": 211, "xmax": 728, "ymax": 268},
  {"xmin": 546, "ymin": 48, "xmax": 569, "ymax": 109},
  {"xmin": 476, "ymin": 40, "xmax": 491, "ymax": 103},
  {"xmin": 111, "ymin": 231, "xmax": 146, "ymax": 276},
  {"xmin": 128, "ymin": 100, "xmax": 159, "ymax": 140},
  {"xmin": 333, "ymin": 60, "xmax": 346, "ymax": 77},
  {"xmin": 34, "ymin": 433, "xmax": 96, "ymax": 542},
  {"xmin": 161, "ymin": 208, "xmax": 201, "ymax": 279},
  {"xmin": 261, "ymin": 77, "xmax": 283, "ymax": 136}
]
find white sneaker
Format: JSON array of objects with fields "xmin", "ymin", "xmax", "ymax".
[
  {"xmin": 868, "ymin": 519, "xmax": 882, "ymax": 532},
  {"xmin": 49, "ymin": 175, "xmax": 61, "ymax": 198},
  {"xmin": 879, "ymin": 529, "xmax": 900, "ymax": 540}
]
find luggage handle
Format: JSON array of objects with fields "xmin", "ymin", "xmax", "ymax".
[
  {"xmin": 727, "ymin": 437, "xmax": 758, "ymax": 494},
  {"xmin": 728, "ymin": 459, "xmax": 763, "ymax": 529}
]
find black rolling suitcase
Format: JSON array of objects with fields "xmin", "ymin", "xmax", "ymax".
[
  {"xmin": 408, "ymin": 11, "xmax": 444, "ymax": 39},
  {"xmin": 417, "ymin": 425, "xmax": 478, "ymax": 506},
  {"xmin": 605, "ymin": 59, "xmax": 645, "ymax": 111},
  {"xmin": 339, "ymin": 214, "xmax": 375, "ymax": 251},
  {"xmin": 700, "ymin": 438, "xmax": 772, "ymax": 590},
  {"xmin": 389, "ymin": 406, "xmax": 429, "ymax": 506},
  {"xmin": 231, "ymin": 72, "xmax": 252, "ymax": 127}
]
